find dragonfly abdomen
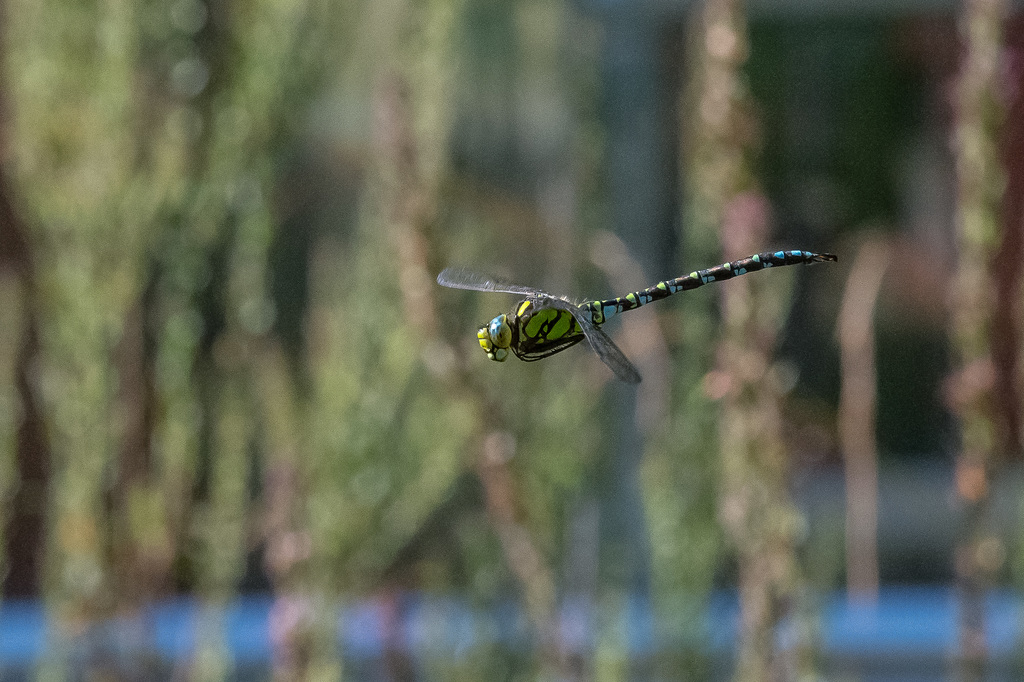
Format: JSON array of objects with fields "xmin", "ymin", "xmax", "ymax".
[{"xmin": 588, "ymin": 250, "xmax": 836, "ymax": 324}]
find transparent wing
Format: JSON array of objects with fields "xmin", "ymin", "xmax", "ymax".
[
  {"xmin": 437, "ymin": 267, "xmax": 548, "ymax": 297},
  {"xmin": 537, "ymin": 298, "xmax": 641, "ymax": 384}
]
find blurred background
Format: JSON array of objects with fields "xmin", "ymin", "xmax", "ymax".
[{"xmin": 0, "ymin": 0, "xmax": 1021, "ymax": 679}]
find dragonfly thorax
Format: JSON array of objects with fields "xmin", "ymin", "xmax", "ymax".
[{"xmin": 477, "ymin": 313, "xmax": 512, "ymax": 362}]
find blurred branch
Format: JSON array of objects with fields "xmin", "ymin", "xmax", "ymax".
[
  {"xmin": 836, "ymin": 236, "xmax": 889, "ymax": 603},
  {"xmin": 477, "ymin": 431, "xmax": 558, "ymax": 649},
  {"xmin": 0, "ymin": 269, "xmax": 25, "ymax": 599},
  {"xmin": 356, "ymin": 4, "xmax": 582, "ymax": 677},
  {"xmin": 192, "ymin": 372, "xmax": 253, "ymax": 678},
  {"xmin": 993, "ymin": 18, "xmax": 1024, "ymax": 459},
  {"xmin": 714, "ymin": 195, "xmax": 809, "ymax": 682},
  {"xmin": 0, "ymin": 191, "xmax": 47, "ymax": 603},
  {"xmin": 949, "ymin": 0, "xmax": 1008, "ymax": 679},
  {"xmin": 690, "ymin": 0, "xmax": 813, "ymax": 677},
  {"xmin": 256, "ymin": 341, "xmax": 320, "ymax": 681},
  {"xmin": 4, "ymin": 0, "xmax": 150, "ymax": 654}
]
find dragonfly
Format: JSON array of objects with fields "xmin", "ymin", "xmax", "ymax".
[{"xmin": 437, "ymin": 249, "xmax": 837, "ymax": 384}]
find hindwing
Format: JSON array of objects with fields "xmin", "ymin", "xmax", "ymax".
[{"xmin": 522, "ymin": 296, "xmax": 641, "ymax": 383}]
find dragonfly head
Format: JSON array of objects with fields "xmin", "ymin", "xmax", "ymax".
[{"xmin": 477, "ymin": 313, "xmax": 512, "ymax": 362}]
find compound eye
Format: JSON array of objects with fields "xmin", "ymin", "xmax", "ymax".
[{"xmin": 489, "ymin": 315, "xmax": 512, "ymax": 348}]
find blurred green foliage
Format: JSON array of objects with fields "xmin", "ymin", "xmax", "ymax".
[
  {"xmin": 3, "ymin": 0, "xmax": 1004, "ymax": 678},
  {"xmin": 0, "ymin": 0, "xmax": 728, "ymax": 672}
]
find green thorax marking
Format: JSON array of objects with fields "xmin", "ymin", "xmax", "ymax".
[{"xmin": 511, "ymin": 299, "xmax": 585, "ymax": 360}]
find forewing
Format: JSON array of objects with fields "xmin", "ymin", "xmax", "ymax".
[
  {"xmin": 536, "ymin": 298, "xmax": 641, "ymax": 384},
  {"xmin": 437, "ymin": 267, "xmax": 546, "ymax": 297}
]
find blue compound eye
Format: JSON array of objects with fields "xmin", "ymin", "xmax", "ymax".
[
  {"xmin": 488, "ymin": 315, "xmax": 511, "ymax": 348},
  {"xmin": 478, "ymin": 318, "xmax": 509, "ymax": 362}
]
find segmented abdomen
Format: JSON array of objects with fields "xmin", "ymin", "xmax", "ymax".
[{"xmin": 587, "ymin": 250, "xmax": 836, "ymax": 324}]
